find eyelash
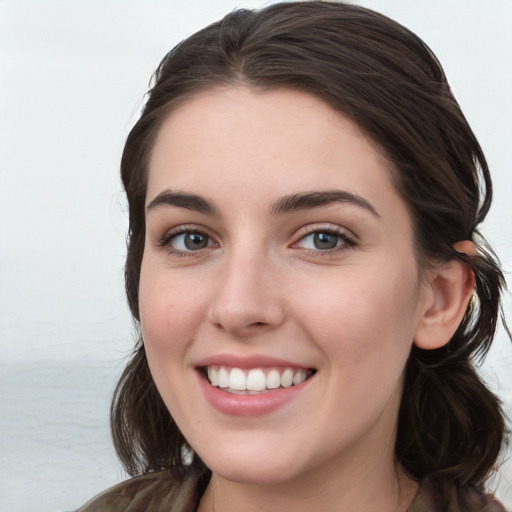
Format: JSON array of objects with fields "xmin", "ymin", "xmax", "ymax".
[
  {"xmin": 158, "ymin": 225, "xmax": 357, "ymax": 257},
  {"xmin": 292, "ymin": 226, "xmax": 357, "ymax": 256},
  {"xmin": 158, "ymin": 226, "xmax": 218, "ymax": 257}
]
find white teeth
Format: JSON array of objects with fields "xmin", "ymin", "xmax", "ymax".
[
  {"xmin": 280, "ymin": 368, "xmax": 294, "ymax": 388},
  {"xmin": 206, "ymin": 366, "xmax": 312, "ymax": 392},
  {"xmin": 229, "ymin": 368, "xmax": 246, "ymax": 390},
  {"xmin": 208, "ymin": 367, "xmax": 219, "ymax": 387},
  {"xmin": 218, "ymin": 367, "xmax": 229, "ymax": 388},
  {"xmin": 266, "ymin": 369, "xmax": 281, "ymax": 389},
  {"xmin": 246, "ymin": 369, "xmax": 266, "ymax": 391},
  {"xmin": 293, "ymin": 369, "xmax": 307, "ymax": 386}
]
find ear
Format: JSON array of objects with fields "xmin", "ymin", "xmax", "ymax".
[{"xmin": 414, "ymin": 260, "xmax": 475, "ymax": 350}]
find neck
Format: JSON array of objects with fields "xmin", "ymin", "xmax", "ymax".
[{"xmin": 198, "ymin": 451, "xmax": 418, "ymax": 512}]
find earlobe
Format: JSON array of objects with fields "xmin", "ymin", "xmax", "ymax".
[{"xmin": 414, "ymin": 260, "xmax": 475, "ymax": 350}]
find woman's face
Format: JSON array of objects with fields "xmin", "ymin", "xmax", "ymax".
[{"xmin": 139, "ymin": 87, "xmax": 433, "ymax": 485}]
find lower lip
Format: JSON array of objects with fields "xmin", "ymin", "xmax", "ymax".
[{"xmin": 198, "ymin": 372, "xmax": 312, "ymax": 417}]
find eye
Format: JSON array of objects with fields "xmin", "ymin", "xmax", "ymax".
[
  {"xmin": 301, "ymin": 232, "xmax": 339, "ymax": 250},
  {"xmin": 159, "ymin": 229, "xmax": 217, "ymax": 254},
  {"xmin": 294, "ymin": 228, "xmax": 355, "ymax": 253}
]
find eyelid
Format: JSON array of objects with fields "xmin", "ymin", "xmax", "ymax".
[
  {"xmin": 156, "ymin": 222, "xmax": 356, "ymax": 256},
  {"xmin": 158, "ymin": 224, "xmax": 219, "ymax": 253},
  {"xmin": 291, "ymin": 223, "xmax": 357, "ymax": 253},
  {"xmin": 293, "ymin": 223, "xmax": 356, "ymax": 241}
]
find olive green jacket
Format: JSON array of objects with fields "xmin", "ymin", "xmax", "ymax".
[{"xmin": 76, "ymin": 469, "xmax": 507, "ymax": 512}]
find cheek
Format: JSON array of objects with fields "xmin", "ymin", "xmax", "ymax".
[
  {"xmin": 293, "ymin": 264, "xmax": 421, "ymax": 372},
  {"xmin": 138, "ymin": 263, "xmax": 205, "ymax": 359},
  {"xmin": 138, "ymin": 264, "xmax": 208, "ymax": 423}
]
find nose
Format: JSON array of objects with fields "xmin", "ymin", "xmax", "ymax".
[{"xmin": 207, "ymin": 248, "xmax": 286, "ymax": 338}]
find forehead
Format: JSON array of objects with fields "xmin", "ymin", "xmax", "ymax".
[{"xmin": 146, "ymin": 86, "xmax": 408, "ymax": 224}]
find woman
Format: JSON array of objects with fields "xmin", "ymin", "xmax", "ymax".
[{"xmin": 78, "ymin": 1, "xmax": 509, "ymax": 510}]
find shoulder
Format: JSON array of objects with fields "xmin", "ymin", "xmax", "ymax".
[
  {"xmin": 409, "ymin": 477, "xmax": 508, "ymax": 512},
  {"xmin": 75, "ymin": 469, "xmax": 202, "ymax": 512}
]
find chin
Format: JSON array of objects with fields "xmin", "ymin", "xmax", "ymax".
[
  {"xmin": 211, "ymin": 464, "xmax": 299, "ymax": 486},
  {"xmin": 199, "ymin": 446, "xmax": 307, "ymax": 486}
]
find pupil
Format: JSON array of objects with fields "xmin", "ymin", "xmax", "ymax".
[
  {"xmin": 185, "ymin": 233, "xmax": 208, "ymax": 250},
  {"xmin": 314, "ymin": 232, "xmax": 338, "ymax": 250}
]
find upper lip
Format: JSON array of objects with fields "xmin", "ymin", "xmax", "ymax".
[{"xmin": 195, "ymin": 353, "xmax": 314, "ymax": 370}]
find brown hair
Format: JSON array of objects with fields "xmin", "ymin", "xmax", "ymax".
[{"xmin": 111, "ymin": 0, "xmax": 508, "ymax": 487}]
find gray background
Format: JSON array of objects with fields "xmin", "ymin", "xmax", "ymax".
[{"xmin": 1, "ymin": 1, "xmax": 511, "ymax": 510}]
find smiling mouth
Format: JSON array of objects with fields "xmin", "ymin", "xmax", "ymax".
[{"xmin": 203, "ymin": 366, "xmax": 316, "ymax": 394}]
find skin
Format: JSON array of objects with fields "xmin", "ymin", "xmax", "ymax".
[{"xmin": 139, "ymin": 87, "xmax": 463, "ymax": 512}]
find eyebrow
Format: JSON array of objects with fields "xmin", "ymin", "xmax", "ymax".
[
  {"xmin": 270, "ymin": 190, "xmax": 380, "ymax": 217},
  {"xmin": 146, "ymin": 188, "xmax": 379, "ymax": 218},
  {"xmin": 146, "ymin": 189, "xmax": 219, "ymax": 215}
]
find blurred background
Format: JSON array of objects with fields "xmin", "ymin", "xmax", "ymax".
[{"xmin": 1, "ymin": 1, "xmax": 511, "ymax": 510}]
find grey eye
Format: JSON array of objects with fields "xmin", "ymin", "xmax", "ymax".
[
  {"xmin": 312, "ymin": 232, "xmax": 339, "ymax": 250},
  {"xmin": 172, "ymin": 232, "xmax": 211, "ymax": 251},
  {"xmin": 298, "ymin": 231, "xmax": 342, "ymax": 251}
]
